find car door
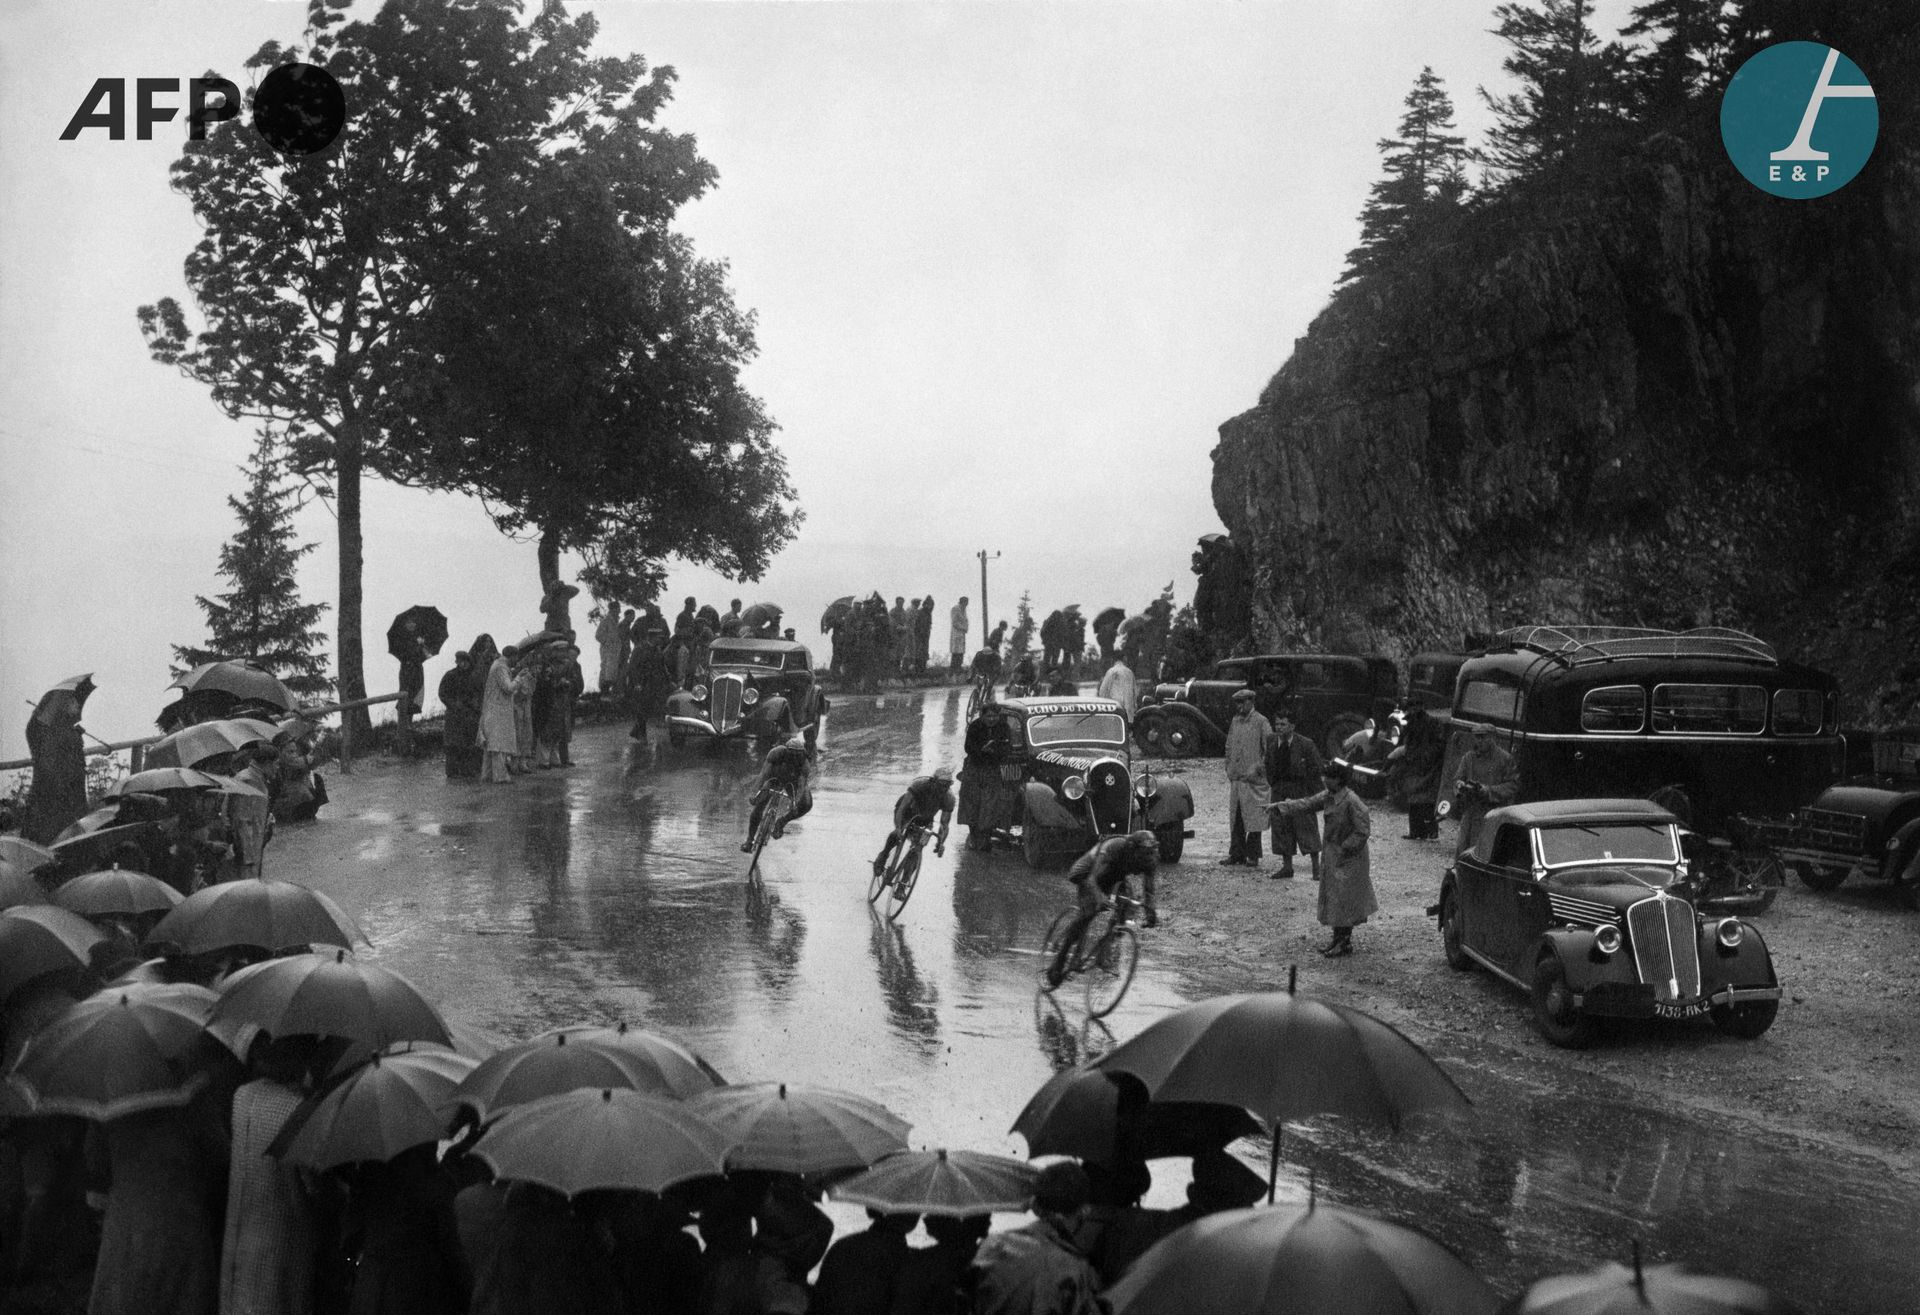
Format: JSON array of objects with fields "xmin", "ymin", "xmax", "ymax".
[{"xmin": 1479, "ymin": 823, "xmax": 1537, "ymax": 977}]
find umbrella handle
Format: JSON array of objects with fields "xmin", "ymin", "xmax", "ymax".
[{"xmin": 1267, "ymin": 1128, "xmax": 1280, "ymax": 1205}]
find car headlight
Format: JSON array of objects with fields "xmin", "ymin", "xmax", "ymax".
[
  {"xmin": 1063, "ymin": 776, "xmax": 1087, "ymax": 801},
  {"xmin": 1134, "ymin": 777, "xmax": 1156, "ymax": 799},
  {"xmin": 692, "ymin": 684, "xmax": 708, "ymax": 703},
  {"xmin": 1594, "ymin": 924, "xmax": 1622, "ymax": 955},
  {"xmin": 742, "ymin": 687, "xmax": 760, "ymax": 706},
  {"xmin": 1716, "ymin": 919, "xmax": 1744, "ymax": 949}
]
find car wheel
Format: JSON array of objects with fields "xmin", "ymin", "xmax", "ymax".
[
  {"xmin": 1159, "ymin": 714, "xmax": 1202, "ymax": 759},
  {"xmin": 1439, "ymin": 886, "xmax": 1473, "ymax": 972},
  {"xmin": 1886, "ymin": 821, "xmax": 1920, "ymax": 910},
  {"xmin": 1530, "ymin": 954, "xmax": 1596, "ymax": 1049},
  {"xmin": 1155, "ymin": 822, "xmax": 1185, "ymax": 863},
  {"xmin": 1793, "ymin": 862, "xmax": 1848, "ymax": 892},
  {"xmin": 1021, "ymin": 799, "xmax": 1056, "ymax": 870},
  {"xmin": 1134, "ymin": 713, "xmax": 1167, "ymax": 756},
  {"xmin": 1700, "ymin": 849, "xmax": 1786, "ymax": 916},
  {"xmin": 1324, "ymin": 714, "xmax": 1365, "ymax": 761},
  {"xmin": 1709, "ymin": 999, "xmax": 1779, "ymax": 1040}
]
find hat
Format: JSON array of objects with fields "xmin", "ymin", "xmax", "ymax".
[
  {"xmin": 932, "ymin": 766, "xmax": 955, "ymax": 782},
  {"xmin": 1231, "ymin": 689, "xmax": 1256, "ymax": 704},
  {"xmin": 1188, "ymin": 1148, "xmax": 1266, "ymax": 1210},
  {"xmin": 1471, "ymin": 722, "xmax": 1494, "ymax": 737},
  {"xmin": 1033, "ymin": 1162, "xmax": 1091, "ymax": 1215}
]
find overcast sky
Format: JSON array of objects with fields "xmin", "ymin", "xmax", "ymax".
[{"xmin": 0, "ymin": 0, "xmax": 1634, "ymax": 751}]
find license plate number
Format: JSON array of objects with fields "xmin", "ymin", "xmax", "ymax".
[{"xmin": 1653, "ymin": 1001, "xmax": 1709, "ymax": 1019}]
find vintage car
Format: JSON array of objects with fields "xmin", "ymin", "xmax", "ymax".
[
  {"xmin": 958, "ymin": 696, "xmax": 1194, "ymax": 868},
  {"xmin": 663, "ymin": 638, "xmax": 825, "ymax": 751},
  {"xmin": 1430, "ymin": 798, "xmax": 1782, "ymax": 1047},
  {"xmin": 1747, "ymin": 726, "xmax": 1920, "ymax": 905},
  {"xmin": 1133, "ymin": 654, "xmax": 1400, "ymax": 759},
  {"xmin": 1405, "ymin": 651, "xmax": 1468, "ymax": 711}
]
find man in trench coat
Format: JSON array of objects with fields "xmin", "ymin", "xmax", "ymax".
[{"xmin": 1219, "ymin": 689, "xmax": 1271, "ymax": 868}]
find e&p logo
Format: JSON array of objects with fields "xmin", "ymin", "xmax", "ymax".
[{"xmin": 1721, "ymin": 42, "xmax": 1876, "ymax": 199}]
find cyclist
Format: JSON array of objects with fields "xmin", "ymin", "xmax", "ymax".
[
  {"xmin": 1045, "ymin": 830, "xmax": 1159, "ymax": 989},
  {"xmin": 872, "ymin": 767, "xmax": 956, "ymax": 877},
  {"xmin": 741, "ymin": 735, "xmax": 814, "ymax": 852}
]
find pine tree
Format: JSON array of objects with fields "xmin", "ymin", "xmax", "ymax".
[
  {"xmin": 1624, "ymin": 0, "xmax": 1735, "ymax": 107},
  {"xmin": 1009, "ymin": 592, "xmax": 1036, "ymax": 660},
  {"xmin": 1480, "ymin": 0, "xmax": 1635, "ymax": 179},
  {"xmin": 174, "ymin": 433, "xmax": 332, "ymax": 696},
  {"xmin": 1343, "ymin": 68, "xmax": 1471, "ymax": 282}
]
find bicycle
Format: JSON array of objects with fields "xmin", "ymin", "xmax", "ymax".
[
  {"xmin": 1038, "ymin": 878, "xmax": 1142, "ymax": 1020},
  {"xmin": 869, "ymin": 820, "xmax": 938, "ymax": 921},
  {"xmin": 966, "ymin": 676, "xmax": 995, "ymax": 720},
  {"xmin": 747, "ymin": 786, "xmax": 792, "ymax": 879}
]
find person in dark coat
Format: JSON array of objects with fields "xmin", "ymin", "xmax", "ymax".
[
  {"xmin": 438, "ymin": 653, "xmax": 482, "ymax": 778},
  {"xmin": 339, "ymin": 1144, "xmax": 468, "ymax": 1315},
  {"xmin": 913, "ymin": 599, "xmax": 935, "ymax": 677},
  {"xmin": 1395, "ymin": 699, "xmax": 1445, "ymax": 839},
  {"xmin": 1271, "ymin": 761, "xmax": 1377, "ymax": 957},
  {"xmin": 22, "ymin": 679, "xmax": 92, "ymax": 845},
  {"xmin": 460, "ymin": 1180, "xmax": 621, "ymax": 1315},
  {"xmin": 1453, "ymin": 722, "xmax": 1519, "ymax": 855},
  {"xmin": 810, "ymin": 1209, "xmax": 918, "ymax": 1315},
  {"xmin": 1264, "ymin": 712, "xmax": 1324, "ymax": 880},
  {"xmin": 888, "ymin": 1215, "xmax": 989, "ymax": 1315}
]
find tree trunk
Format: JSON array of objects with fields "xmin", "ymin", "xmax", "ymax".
[
  {"xmin": 336, "ymin": 438, "xmax": 372, "ymax": 741},
  {"xmin": 537, "ymin": 524, "xmax": 561, "ymax": 594}
]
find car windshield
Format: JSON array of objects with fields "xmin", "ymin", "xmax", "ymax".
[
  {"xmin": 1537, "ymin": 823, "xmax": 1677, "ymax": 867},
  {"xmin": 1027, "ymin": 712, "xmax": 1128, "ymax": 747},
  {"xmin": 710, "ymin": 647, "xmax": 784, "ymax": 670}
]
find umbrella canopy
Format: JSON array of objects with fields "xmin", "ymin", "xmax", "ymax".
[
  {"xmin": 1012, "ymin": 1065, "xmax": 1264, "ymax": 1167},
  {"xmin": 210, "ymin": 949, "xmax": 452, "ymax": 1049},
  {"xmin": 9, "ymin": 983, "xmax": 220, "ymax": 1121},
  {"xmin": 1500, "ymin": 1255, "xmax": 1803, "ymax": 1315},
  {"xmin": 143, "ymin": 718, "xmax": 280, "ymax": 770},
  {"xmin": 0, "ymin": 869, "xmax": 49, "ymax": 911},
  {"xmin": 820, "ymin": 597, "xmax": 856, "ymax": 633},
  {"xmin": 0, "ymin": 905, "xmax": 109, "ymax": 1000},
  {"xmin": 831, "ymin": 1149, "xmax": 1038, "ymax": 1217},
  {"xmin": 1106, "ymin": 1202, "xmax": 1499, "ymax": 1315},
  {"xmin": 146, "ymin": 878, "xmax": 364, "ymax": 955},
  {"xmin": 688, "ymin": 1082, "xmax": 911, "ymax": 1175},
  {"xmin": 1093, "ymin": 992, "xmax": 1470, "ymax": 1134},
  {"xmin": 110, "ymin": 767, "xmax": 265, "ymax": 799},
  {"xmin": 52, "ymin": 867, "xmax": 183, "ymax": 918},
  {"xmin": 168, "ymin": 661, "xmax": 296, "ymax": 712},
  {"xmin": 740, "ymin": 603, "xmax": 782, "ymax": 631},
  {"xmin": 332, "ymin": 1019, "xmax": 507, "ymax": 1074},
  {"xmin": 529, "ymin": 1022, "xmax": 725, "ymax": 1094},
  {"xmin": 472, "ymin": 1087, "xmax": 733, "ymax": 1196},
  {"xmin": 511, "ymin": 631, "xmax": 566, "ymax": 653},
  {"xmin": 271, "ymin": 1049, "xmax": 477, "ymax": 1169},
  {"xmin": 0, "ymin": 838, "xmax": 58, "ymax": 873},
  {"xmin": 387, "ymin": 606, "xmax": 450, "ymax": 661},
  {"xmin": 452, "ymin": 1030, "xmax": 710, "ymax": 1120}
]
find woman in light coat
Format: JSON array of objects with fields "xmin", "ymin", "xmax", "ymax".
[
  {"xmin": 1271, "ymin": 761, "xmax": 1376, "ymax": 956},
  {"xmin": 479, "ymin": 646, "xmax": 520, "ymax": 784}
]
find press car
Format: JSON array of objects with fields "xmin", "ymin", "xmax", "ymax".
[
  {"xmin": 1750, "ymin": 726, "xmax": 1920, "ymax": 905},
  {"xmin": 1430, "ymin": 799, "xmax": 1781, "ymax": 1047},
  {"xmin": 1133, "ymin": 653, "xmax": 1400, "ymax": 759},
  {"xmin": 663, "ymin": 638, "xmax": 825, "ymax": 750}
]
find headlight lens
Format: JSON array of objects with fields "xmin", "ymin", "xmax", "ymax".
[
  {"xmin": 1716, "ymin": 919, "xmax": 1744, "ymax": 949},
  {"xmin": 1594, "ymin": 924, "xmax": 1623, "ymax": 955},
  {"xmin": 1134, "ymin": 777, "xmax": 1155, "ymax": 799},
  {"xmin": 1063, "ymin": 776, "xmax": 1088, "ymax": 801},
  {"xmin": 692, "ymin": 684, "xmax": 708, "ymax": 702},
  {"xmin": 742, "ymin": 687, "xmax": 760, "ymax": 706}
]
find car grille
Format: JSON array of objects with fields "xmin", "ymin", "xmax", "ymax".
[
  {"xmin": 1799, "ymin": 808, "xmax": 1869, "ymax": 856},
  {"xmin": 712, "ymin": 675, "xmax": 744, "ymax": 734},
  {"xmin": 1627, "ymin": 895, "xmax": 1700, "ymax": 1004},
  {"xmin": 1088, "ymin": 761, "xmax": 1131, "ymax": 833}
]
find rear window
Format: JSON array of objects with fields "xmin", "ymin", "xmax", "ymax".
[
  {"xmin": 1459, "ymin": 678, "xmax": 1522, "ymax": 725},
  {"xmin": 1772, "ymin": 689, "xmax": 1823, "ymax": 736},
  {"xmin": 1580, "ymin": 686, "xmax": 1645, "ymax": 733},
  {"xmin": 1651, "ymin": 684, "xmax": 1766, "ymax": 735}
]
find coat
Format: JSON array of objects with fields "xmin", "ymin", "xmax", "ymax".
[
  {"xmin": 220, "ymin": 1079, "xmax": 316, "ymax": 1315},
  {"xmin": 91, "ymin": 1102, "xmax": 227, "ymax": 1315},
  {"xmin": 1224, "ymin": 711, "xmax": 1272, "ymax": 823},
  {"xmin": 1454, "ymin": 743, "xmax": 1519, "ymax": 855},
  {"xmin": 478, "ymin": 659, "xmax": 518, "ymax": 754},
  {"xmin": 949, "ymin": 604, "xmax": 969, "ymax": 654},
  {"xmin": 1278, "ymin": 786, "xmax": 1377, "ymax": 928},
  {"xmin": 1096, "ymin": 663, "xmax": 1136, "ymax": 717},
  {"xmin": 967, "ymin": 1219, "xmax": 1102, "ymax": 1315},
  {"xmin": 1398, "ymin": 712, "xmax": 1445, "ymax": 806}
]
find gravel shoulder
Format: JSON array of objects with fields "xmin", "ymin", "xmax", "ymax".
[{"xmin": 1142, "ymin": 756, "xmax": 1920, "ymax": 1175}]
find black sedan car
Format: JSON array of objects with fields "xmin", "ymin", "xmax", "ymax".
[
  {"xmin": 663, "ymin": 638, "xmax": 825, "ymax": 751},
  {"xmin": 1430, "ymin": 798, "xmax": 1781, "ymax": 1047}
]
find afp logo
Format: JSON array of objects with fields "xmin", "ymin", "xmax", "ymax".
[
  {"xmin": 1720, "ymin": 42, "xmax": 1877, "ymax": 199},
  {"xmin": 60, "ymin": 63, "xmax": 347, "ymax": 155}
]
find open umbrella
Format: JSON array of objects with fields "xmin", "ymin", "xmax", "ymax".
[
  {"xmin": 1012, "ymin": 1065, "xmax": 1263, "ymax": 1167},
  {"xmin": 820, "ymin": 597, "xmax": 856, "ymax": 634},
  {"xmin": 0, "ymin": 904, "xmax": 108, "ymax": 999},
  {"xmin": 0, "ymin": 838, "xmax": 57, "ymax": 873},
  {"xmin": 168, "ymin": 661, "xmax": 296, "ymax": 713},
  {"xmin": 146, "ymin": 878, "xmax": 364, "ymax": 955},
  {"xmin": 10, "ymin": 983, "xmax": 221, "ymax": 1121},
  {"xmin": 52, "ymin": 867, "xmax": 183, "ymax": 918},
  {"xmin": 530, "ymin": 1022, "xmax": 725, "ymax": 1093},
  {"xmin": 831, "ymin": 1149, "xmax": 1038, "ymax": 1217},
  {"xmin": 450, "ymin": 1031, "xmax": 712, "ymax": 1121},
  {"xmin": 387, "ymin": 606, "xmax": 450, "ymax": 661},
  {"xmin": 1499, "ymin": 1247, "xmax": 1803, "ymax": 1315},
  {"xmin": 210, "ymin": 949, "xmax": 452, "ymax": 1049},
  {"xmin": 270, "ymin": 1049, "xmax": 477, "ymax": 1169},
  {"xmin": 1093, "ymin": 983, "xmax": 1469, "ymax": 1195},
  {"xmin": 511, "ymin": 631, "xmax": 566, "ymax": 653},
  {"xmin": 471, "ymin": 1088, "xmax": 733, "ymax": 1196},
  {"xmin": 110, "ymin": 767, "xmax": 264, "ymax": 798},
  {"xmin": 1106, "ymin": 1201, "xmax": 1499, "ymax": 1315},
  {"xmin": 688, "ymin": 1082, "xmax": 911, "ymax": 1175},
  {"xmin": 0, "ymin": 870, "xmax": 48, "ymax": 911},
  {"xmin": 331, "ymin": 1020, "xmax": 506, "ymax": 1074},
  {"xmin": 142, "ymin": 718, "xmax": 280, "ymax": 771}
]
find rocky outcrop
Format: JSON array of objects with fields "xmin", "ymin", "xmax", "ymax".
[{"xmin": 1213, "ymin": 58, "xmax": 1920, "ymax": 721}]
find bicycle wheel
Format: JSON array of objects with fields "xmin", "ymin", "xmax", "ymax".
[
  {"xmin": 1039, "ymin": 908, "xmax": 1078, "ymax": 989},
  {"xmin": 1082, "ymin": 922, "xmax": 1139, "ymax": 1019},
  {"xmin": 868, "ymin": 850, "xmax": 893, "ymax": 904},
  {"xmin": 886, "ymin": 847, "xmax": 922, "ymax": 920},
  {"xmin": 748, "ymin": 806, "xmax": 778, "ymax": 878}
]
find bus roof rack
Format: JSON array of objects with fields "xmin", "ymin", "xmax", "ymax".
[{"xmin": 1488, "ymin": 625, "xmax": 1777, "ymax": 667}]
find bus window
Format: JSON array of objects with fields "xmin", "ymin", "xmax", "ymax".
[
  {"xmin": 1580, "ymin": 686, "xmax": 1645, "ymax": 733},
  {"xmin": 1459, "ymin": 678, "xmax": 1521, "ymax": 724},
  {"xmin": 1651, "ymin": 684, "xmax": 1766, "ymax": 735},
  {"xmin": 1772, "ymin": 689, "xmax": 1824, "ymax": 736}
]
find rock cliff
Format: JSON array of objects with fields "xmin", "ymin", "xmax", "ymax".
[{"xmin": 1213, "ymin": 36, "xmax": 1920, "ymax": 721}]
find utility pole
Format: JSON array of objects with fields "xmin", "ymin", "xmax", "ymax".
[{"xmin": 977, "ymin": 550, "xmax": 1000, "ymax": 643}]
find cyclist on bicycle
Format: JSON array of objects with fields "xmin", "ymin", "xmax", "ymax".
[
  {"xmin": 872, "ymin": 767, "xmax": 956, "ymax": 877},
  {"xmin": 1045, "ymin": 830, "xmax": 1159, "ymax": 988},
  {"xmin": 741, "ymin": 735, "xmax": 814, "ymax": 852}
]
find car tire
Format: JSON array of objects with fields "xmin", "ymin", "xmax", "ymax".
[
  {"xmin": 1021, "ymin": 800, "xmax": 1057, "ymax": 870},
  {"xmin": 1700, "ymin": 848, "xmax": 1786, "ymax": 916},
  {"xmin": 1530, "ymin": 954, "xmax": 1596, "ymax": 1049},
  {"xmin": 1324, "ymin": 714, "xmax": 1366, "ymax": 761},
  {"xmin": 1886, "ymin": 821, "xmax": 1920, "ymax": 910},
  {"xmin": 1155, "ymin": 822, "xmax": 1185, "ymax": 864},
  {"xmin": 1709, "ymin": 999, "xmax": 1779, "ymax": 1040},
  {"xmin": 1793, "ymin": 862, "xmax": 1848, "ymax": 892},
  {"xmin": 1159, "ymin": 713, "xmax": 1202, "ymax": 759},
  {"xmin": 1439, "ymin": 886, "xmax": 1473, "ymax": 972},
  {"xmin": 1134, "ymin": 712, "xmax": 1168, "ymax": 757}
]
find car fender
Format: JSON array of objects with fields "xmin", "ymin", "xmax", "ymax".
[
  {"xmin": 664, "ymin": 690, "xmax": 699, "ymax": 717},
  {"xmin": 1152, "ymin": 700, "xmax": 1226, "ymax": 744},
  {"xmin": 1021, "ymin": 783, "xmax": 1082, "ymax": 832},
  {"xmin": 1697, "ymin": 918, "xmax": 1779, "ymax": 991},
  {"xmin": 1536, "ymin": 928, "xmax": 1637, "ymax": 991},
  {"xmin": 1143, "ymin": 776, "xmax": 1195, "ymax": 826}
]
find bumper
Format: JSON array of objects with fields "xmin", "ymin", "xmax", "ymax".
[
  {"xmin": 665, "ymin": 716, "xmax": 745, "ymax": 739},
  {"xmin": 1767, "ymin": 844, "xmax": 1878, "ymax": 877},
  {"xmin": 1577, "ymin": 981, "xmax": 1783, "ymax": 1019}
]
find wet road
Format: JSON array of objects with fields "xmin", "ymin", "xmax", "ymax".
[{"xmin": 279, "ymin": 688, "xmax": 1919, "ymax": 1311}]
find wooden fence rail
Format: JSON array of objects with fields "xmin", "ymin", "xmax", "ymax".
[{"xmin": 0, "ymin": 692, "xmax": 403, "ymax": 776}]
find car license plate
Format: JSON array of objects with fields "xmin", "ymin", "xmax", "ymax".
[{"xmin": 1652, "ymin": 1001, "xmax": 1709, "ymax": 1020}]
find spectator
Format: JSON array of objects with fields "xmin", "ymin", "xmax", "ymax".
[
  {"xmin": 889, "ymin": 1215, "xmax": 989, "ymax": 1315},
  {"xmin": 479, "ymin": 645, "xmax": 520, "ymax": 784},
  {"xmin": 1264, "ymin": 711, "xmax": 1323, "ymax": 881},
  {"xmin": 594, "ymin": 606, "xmax": 624, "ymax": 693},
  {"xmin": 1394, "ymin": 698, "xmax": 1446, "ymax": 840},
  {"xmin": 914, "ymin": 598, "xmax": 935, "ymax": 676},
  {"xmin": 948, "ymin": 598, "xmax": 970, "ymax": 676},
  {"xmin": 221, "ymin": 1038, "xmax": 320, "ymax": 1315},
  {"xmin": 889, "ymin": 598, "xmax": 910, "ymax": 674},
  {"xmin": 439, "ymin": 652, "xmax": 482, "ymax": 778},
  {"xmin": 1219, "ymin": 689, "xmax": 1271, "ymax": 869},
  {"xmin": 1453, "ymin": 722, "xmax": 1518, "ymax": 855},
  {"xmin": 1096, "ymin": 655, "xmax": 1136, "ymax": 717},
  {"xmin": 810, "ymin": 1210, "xmax": 918, "ymax": 1315},
  {"xmin": 965, "ymin": 1162, "xmax": 1102, "ymax": 1315},
  {"xmin": 720, "ymin": 599, "xmax": 747, "ymax": 638},
  {"xmin": 1272, "ymin": 761, "xmax": 1377, "ymax": 957}
]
